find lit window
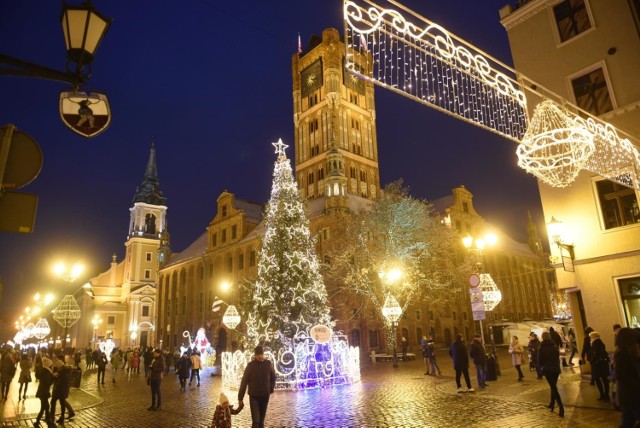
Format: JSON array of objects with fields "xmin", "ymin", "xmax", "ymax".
[
  {"xmin": 553, "ymin": 0, "xmax": 592, "ymax": 43},
  {"xmin": 596, "ymin": 179, "xmax": 640, "ymax": 229},
  {"xmin": 142, "ymin": 306, "xmax": 150, "ymax": 317},
  {"xmin": 571, "ymin": 68, "xmax": 613, "ymax": 116},
  {"xmin": 619, "ymin": 277, "xmax": 640, "ymax": 328}
]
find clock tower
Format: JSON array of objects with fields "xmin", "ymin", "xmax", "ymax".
[{"xmin": 292, "ymin": 28, "xmax": 380, "ymax": 203}]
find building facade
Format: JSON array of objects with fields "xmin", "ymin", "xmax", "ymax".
[
  {"xmin": 153, "ymin": 27, "xmax": 555, "ymax": 358},
  {"xmin": 500, "ymin": 0, "xmax": 640, "ymax": 349},
  {"xmin": 85, "ymin": 144, "xmax": 169, "ymax": 349}
]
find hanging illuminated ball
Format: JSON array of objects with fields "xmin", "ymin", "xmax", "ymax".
[
  {"xmin": 222, "ymin": 305, "xmax": 241, "ymax": 330},
  {"xmin": 516, "ymin": 100, "xmax": 594, "ymax": 188},
  {"xmin": 33, "ymin": 318, "xmax": 51, "ymax": 340}
]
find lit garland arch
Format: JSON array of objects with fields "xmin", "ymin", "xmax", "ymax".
[{"xmin": 343, "ymin": 0, "xmax": 640, "ymax": 190}]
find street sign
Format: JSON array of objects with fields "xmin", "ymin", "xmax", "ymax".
[
  {"xmin": 468, "ymin": 274, "xmax": 480, "ymax": 288},
  {"xmin": 0, "ymin": 124, "xmax": 42, "ymax": 233},
  {"xmin": 0, "ymin": 191, "xmax": 38, "ymax": 233},
  {"xmin": 0, "ymin": 124, "xmax": 43, "ymax": 189},
  {"xmin": 59, "ymin": 90, "xmax": 111, "ymax": 138},
  {"xmin": 470, "ymin": 287, "xmax": 485, "ymax": 321}
]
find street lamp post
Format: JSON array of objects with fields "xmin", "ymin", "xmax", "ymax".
[
  {"xmin": 0, "ymin": 1, "xmax": 111, "ymax": 87},
  {"xmin": 463, "ymin": 233, "xmax": 502, "ymax": 378}
]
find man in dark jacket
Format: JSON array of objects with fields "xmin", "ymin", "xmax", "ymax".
[
  {"xmin": 95, "ymin": 351, "xmax": 108, "ymax": 385},
  {"xmin": 34, "ymin": 358, "xmax": 54, "ymax": 427},
  {"xmin": 239, "ymin": 346, "xmax": 276, "ymax": 428},
  {"xmin": 50, "ymin": 356, "xmax": 74, "ymax": 424},
  {"xmin": 449, "ymin": 334, "xmax": 474, "ymax": 393},
  {"xmin": 469, "ymin": 335, "xmax": 488, "ymax": 388},
  {"xmin": 528, "ymin": 332, "xmax": 542, "ymax": 379},
  {"xmin": 148, "ymin": 349, "xmax": 165, "ymax": 411}
]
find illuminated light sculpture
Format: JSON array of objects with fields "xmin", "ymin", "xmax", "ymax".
[
  {"xmin": 32, "ymin": 318, "xmax": 51, "ymax": 340},
  {"xmin": 343, "ymin": 0, "xmax": 528, "ymax": 143},
  {"xmin": 14, "ymin": 331, "xmax": 25, "ymax": 345},
  {"xmin": 99, "ymin": 337, "xmax": 115, "ymax": 360},
  {"xmin": 223, "ymin": 140, "xmax": 360, "ymax": 390},
  {"xmin": 222, "ymin": 305, "xmax": 241, "ymax": 330},
  {"xmin": 222, "ymin": 332, "xmax": 361, "ymax": 391},
  {"xmin": 24, "ymin": 322, "xmax": 36, "ymax": 339},
  {"xmin": 516, "ymin": 100, "xmax": 595, "ymax": 188},
  {"xmin": 181, "ymin": 329, "xmax": 216, "ymax": 366}
]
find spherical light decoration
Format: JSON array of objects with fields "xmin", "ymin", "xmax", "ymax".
[
  {"xmin": 24, "ymin": 322, "xmax": 35, "ymax": 338},
  {"xmin": 517, "ymin": 100, "xmax": 594, "ymax": 188},
  {"xmin": 53, "ymin": 295, "xmax": 81, "ymax": 328},
  {"xmin": 381, "ymin": 294, "xmax": 402, "ymax": 323},
  {"xmin": 222, "ymin": 305, "xmax": 241, "ymax": 330},
  {"xmin": 479, "ymin": 274, "xmax": 502, "ymax": 312},
  {"xmin": 33, "ymin": 318, "xmax": 51, "ymax": 340}
]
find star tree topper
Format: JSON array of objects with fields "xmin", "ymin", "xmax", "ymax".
[{"xmin": 272, "ymin": 138, "xmax": 289, "ymax": 156}]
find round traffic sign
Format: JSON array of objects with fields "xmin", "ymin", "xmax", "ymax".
[{"xmin": 468, "ymin": 274, "xmax": 480, "ymax": 288}]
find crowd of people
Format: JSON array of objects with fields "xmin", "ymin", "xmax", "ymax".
[{"xmin": 440, "ymin": 323, "xmax": 640, "ymax": 426}]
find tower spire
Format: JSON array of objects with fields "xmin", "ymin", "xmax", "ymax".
[{"xmin": 133, "ymin": 140, "xmax": 166, "ymax": 206}]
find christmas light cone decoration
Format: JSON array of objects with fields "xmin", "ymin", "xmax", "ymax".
[{"xmin": 516, "ymin": 100, "xmax": 594, "ymax": 187}]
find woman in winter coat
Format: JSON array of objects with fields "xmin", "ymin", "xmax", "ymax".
[
  {"xmin": 581, "ymin": 326, "xmax": 594, "ymax": 384},
  {"xmin": 177, "ymin": 353, "xmax": 191, "ymax": 391},
  {"xmin": 508, "ymin": 336, "xmax": 525, "ymax": 381},
  {"xmin": 614, "ymin": 328, "xmax": 640, "ymax": 428},
  {"xmin": 18, "ymin": 353, "xmax": 32, "ymax": 400},
  {"xmin": 589, "ymin": 331, "xmax": 611, "ymax": 401},
  {"xmin": 0, "ymin": 349, "xmax": 16, "ymax": 400},
  {"xmin": 34, "ymin": 358, "xmax": 54, "ymax": 427},
  {"xmin": 538, "ymin": 331, "xmax": 564, "ymax": 417}
]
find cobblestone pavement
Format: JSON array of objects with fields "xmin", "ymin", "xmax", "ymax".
[{"xmin": 0, "ymin": 349, "xmax": 621, "ymax": 427}]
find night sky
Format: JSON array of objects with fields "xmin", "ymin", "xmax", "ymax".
[{"xmin": 0, "ymin": 1, "xmax": 545, "ymax": 325}]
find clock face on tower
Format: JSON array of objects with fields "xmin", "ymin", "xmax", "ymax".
[{"xmin": 301, "ymin": 59, "xmax": 323, "ymax": 97}]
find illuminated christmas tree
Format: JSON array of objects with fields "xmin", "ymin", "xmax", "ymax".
[{"xmin": 245, "ymin": 139, "xmax": 332, "ymax": 353}]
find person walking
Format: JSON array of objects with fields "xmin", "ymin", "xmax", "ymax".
[
  {"xmin": 111, "ymin": 350, "xmax": 121, "ymax": 383},
  {"xmin": 613, "ymin": 328, "xmax": 640, "ymax": 428},
  {"xmin": 50, "ymin": 355, "xmax": 74, "ymax": 424},
  {"xmin": 177, "ymin": 353, "xmax": 191, "ymax": 391},
  {"xmin": 538, "ymin": 331, "xmax": 564, "ymax": 418},
  {"xmin": 18, "ymin": 353, "xmax": 32, "ymax": 400},
  {"xmin": 509, "ymin": 336, "xmax": 525, "ymax": 381},
  {"xmin": 147, "ymin": 349, "xmax": 165, "ymax": 411},
  {"xmin": 85, "ymin": 347, "xmax": 93, "ymax": 370},
  {"xmin": 581, "ymin": 326, "xmax": 595, "ymax": 385},
  {"xmin": 33, "ymin": 358, "xmax": 54, "ymax": 427},
  {"xmin": 238, "ymin": 346, "xmax": 276, "ymax": 428},
  {"xmin": 189, "ymin": 350, "xmax": 202, "ymax": 387},
  {"xmin": 426, "ymin": 336, "xmax": 442, "ymax": 375},
  {"xmin": 143, "ymin": 346, "xmax": 153, "ymax": 378},
  {"xmin": 550, "ymin": 327, "xmax": 569, "ymax": 367},
  {"xmin": 469, "ymin": 334, "xmax": 488, "ymax": 388},
  {"xmin": 421, "ymin": 336, "xmax": 431, "ymax": 375},
  {"xmin": 449, "ymin": 334, "xmax": 474, "ymax": 393},
  {"xmin": 589, "ymin": 331, "xmax": 611, "ymax": 401},
  {"xmin": 0, "ymin": 348, "xmax": 16, "ymax": 400},
  {"xmin": 164, "ymin": 351, "xmax": 173, "ymax": 376},
  {"xmin": 212, "ymin": 392, "xmax": 243, "ymax": 428},
  {"xmin": 132, "ymin": 351, "xmax": 141, "ymax": 375},
  {"xmin": 96, "ymin": 351, "xmax": 108, "ymax": 385},
  {"xmin": 527, "ymin": 332, "xmax": 542, "ymax": 379}
]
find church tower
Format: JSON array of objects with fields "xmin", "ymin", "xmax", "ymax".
[
  {"xmin": 292, "ymin": 28, "xmax": 380, "ymax": 203},
  {"xmin": 122, "ymin": 142, "xmax": 168, "ymax": 347}
]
